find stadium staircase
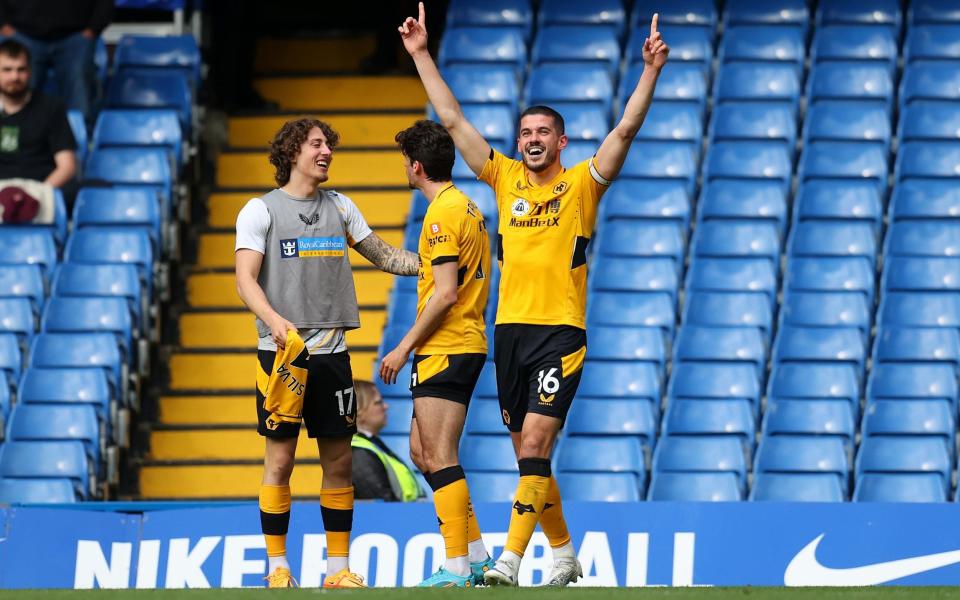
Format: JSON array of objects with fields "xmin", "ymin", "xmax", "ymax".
[{"xmin": 138, "ymin": 35, "xmax": 425, "ymax": 499}]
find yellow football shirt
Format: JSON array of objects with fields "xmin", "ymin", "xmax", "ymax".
[
  {"xmin": 479, "ymin": 150, "xmax": 609, "ymax": 329},
  {"xmin": 416, "ymin": 183, "xmax": 491, "ymax": 355}
]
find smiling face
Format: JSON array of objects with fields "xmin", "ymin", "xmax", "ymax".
[
  {"xmin": 517, "ymin": 113, "xmax": 567, "ymax": 173},
  {"xmin": 292, "ymin": 126, "xmax": 334, "ymax": 184}
]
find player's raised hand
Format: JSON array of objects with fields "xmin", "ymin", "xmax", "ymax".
[
  {"xmin": 642, "ymin": 13, "xmax": 669, "ymax": 69},
  {"xmin": 399, "ymin": 1, "xmax": 429, "ymax": 55}
]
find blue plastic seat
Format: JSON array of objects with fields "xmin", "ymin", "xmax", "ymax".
[
  {"xmin": 683, "ymin": 292, "xmax": 772, "ymax": 337},
  {"xmin": 67, "ymin": 110, "xmax": 88, "ymax": 166},
  {"xmin": 661, "ymin": 399, "xmax": 755, "ymax": 446},
  {"xmin": 751, "ymin": 473, "xmax": 845, "ymax": 502},
  {"xmin": 635, "ymin": 102, "xmax": 702, "ymax": 145},
  {"xmin": 7, "ymin": 404, "xmax": 101, "ymax": 464},
  {"xmin": 589, "ymin": 257, "xmax": 679, "ymax": 301},
  {"xmin": 808, "ymin": 63, "xmax": 893, "ymax": 108},
  {"xmin": 599, "ymin": 179, "xmax": 690, "ymax": 228},
  {"xmin": 105, "ymin": 70, "xmax": 192, "ymax": 135},
  {"xmin": 754, "ymin": 436, "xmax": 850, "ymax": 493},
  {"xmin": 868, "ymin": 364, "xmax": 958, "ymax": 409},
  {"xmin": 620, "ymin": 64, "xmax": 706, "ymax": 118},
  {"xmin": 0, "ymin": 441, "xmax": 90, "ymax": 498},
  {"xmin": 648, "ymin": 471, "xmax": 742, "ymax": 501},
  {"xmin": 438, "ymin": 27, "xmax": 526, "ymax": 72},
  {"xmin": 465, "ymin": 399, "xmax": 505, "ymax": 434},
  {"xmin": 685, "ymin": 258, "xmax": 777, "ymax": 301},
  {"xmin": 0, "ymin": 477, "xmax": 77, "ymax": 503},
  {"xmin": 65, "ymin": 228, "xmax": 154, "ymax": 289},
  {"xmin": 619, "ymin": 142, "xmax": 697, "ymax": 195},
  {"xmin": 766, "ymin": 363, "xmax": 861, "ymax": 419},
  {"xmin": 446, "ymin": 0, "xmax": 533, "ymax": 39},
  {"xmin": 464, "ymin": 471, "xmax": 517, "ymax": 502},
  {"xmin": 114, "ymin": 34, "xmax": 200, "ymax": 84},
  {"xmin": 703, "ymin": 141, "xmax": 791, "ymax": 190},
  {"xmin": 896, "ymin": 141, "xmax": 960, "ymax": 181},
  {"xmin": 855, "ymin": 436, "xmax": 952, "ymax": 493},
  {"xmin": 673, "ymin": 326, "xmax": 766, "ymax": 375},
  {"xmin": 473, "ymin": 363, "xmax": 498, "ymax": 400},
  {"xmin": 780, "ymin": 292, "xmax": 872, "ymax": 334},
  {"xmin": 899, "ymin": 102, "xmax": 960, "ymax": 143},
  {"xmin": 584, "ymin": 326, "xmax": 664, "ymax": 368},
  {"xmin": 538, "ymin": 0, "xmax": 626, "ymax": 35},
  {"xmin": 652, "ymin": 436, "xmax": 747, "ymax": 487},
  {"xmin": 793, "ymin": 180, "xmax": 883, "ymax": 233},
  {"xmin": 905, "ymin": 25, "xmax": 960, "ymax": 62},
  {"xmin": 42, "ymin": 297, "xmax": 134, "ymax": 358},
  {"xmin": 885, "ymin": 222, "xmax": 960, "ymax": 259},
  {"xmin": 73, "ymin": 187, "xmax": 162, "ymax": 252},
  {"xmin": 51, "ymin": 263, "xmax": 144, "ymax": 331},
  {"xmin": 909, "ymin": 1, "xmax": 960, "ymax": 25},
  {"xmin": 812, "ymin": 26, "xmax": 898, "ymax": 73},
  {"xmin": 784, "ymin": 257, "xmax": 874, "ymax": 302},
  {"xmin": 788, "ymin": 222, "xmax": 877, "ymax": 267},
  {"xmin": 879, "ymin": 292, "xmax": 960, "ymax": 328},
  {"xmin": 460, "ymin": 434, "xmax": 517, "ymax": 472},
  {"xmin": 0, "ymin": 229, "xmax": 57, "ymax": 278},
  {"xmin": 632, "ymin": 0, "xmax": 716, "ymax": 30},
  {"xmin": 719, "ymin": 26, "xmax": 804, "ymax": 72},
  {"xmin": 872, "ymin": 326, "xmax": 960, "ymax": 369},
  {"xmin": 442, "ymin": 65, "xmax": 520, "ymax": 109},
  {"xmin": 692, "ymin": 221, "xmax": 780, "ymax": 264},
  {"xmin": 900, "ymin": 63, "xmax": 960, "ymax": 106},
  {"xmin": 883, "ymin": 257, "xmax": 960, "ymax": 292},
  {"xmin": 567, "ymin": 398, "xmax": 658, "ymax": 441},
  {"xmin": 18, "ymin": 367, "xmax": 112, "ymax": 420},
  {"xmin": 83, "ymin": 148, "xmax": 172, "ymax": 213},
  {"xmin": 862, "ymin": 400, "xmax": 955, "ymax": 451},
  {"xmin": 723, "ymin": 0, "xmax": 808, "ymax": 28},
  {"xmin": 709, "ymin": 103, "xmax": 796, "ymax": 148},
  {"xmin": 799, "ymin": 142, "xmax": 888, "ymax": 192},
  {"xmin": 803, "ymin": 102, "xmax": 891, "ymax": 150},
  {"xmin": 92, "ymin": 109, "xmax": 183, "ymax": 168},
  {"xmin": 816, "ymin": 0, "xmax": 901, "ymax": 29},
  {"xmin": 854, "ymin": 473, "xmax": 947, "ymax": 502},
  {"xmin": 378, "ymin": 434, "xmax": 411, "ymax": 463},
  {"xmin": 763, "ymin": 400, "xmax": 856, "ymax": 443},
  {"xmin": 586, "ymin": 291, "xmax": 676, "ymax": 334},
  {"xmin": 525, "ymin": 64, "xmax": 613, "ymax": 115},
  {"xmin": 531, "ymin": 26, "xmax": 620, "ymax": 75},
  {"xmin": 597, "ymin": 221, "xmax": 684, "ymax": 265},
  {"xmin": 556, "ymin": 437, "xmax": 646, "ymax": 477},
  {"xmin": 0, "ymin": 298, "xmax": 35, "ymax": 346},
  {"xmin": 668, "ymin": 362, "xmax": 761, "ymax": 407},
  {"xmin": 548, "ymin": 103, "xmax": 608, "ymax": 141},
  {"xmin": 0, "ymin": 265, "xmax": 44, "ymax": 313},
  {"xmin": 29, "ymin": 333, "xmax": 123, "ymax": 395},
  {"xmin": 714, "ymin": 63, "xmax": 800, "ymax": 107},
  {"xmin": 559, "ymin": 140, "xmax": 600, "ymax": 168},
  {"xmin": 697, "ymin": 180, "xmax": 787, "ymax": 236},
  {"xmin": 626, "ymin": 26, "xmax": 711, "ymax": 72},
  {"xmin": 579, "ymin": 362, "xmax": 660, "ymax": 405},
  {"xmin": 773, "ymin": 325, "xmax": 867, "ymax": 376},
  {"xmin": 379, "ymin": 398, "xmax": 413, "ymax": 436},
  {"xmin": 0, "ymin": 333, "xmax": 20, "ymax": 387},
  {"xmin": 557, "ymin": 472, "xmax": 643, "ymax": 502}
]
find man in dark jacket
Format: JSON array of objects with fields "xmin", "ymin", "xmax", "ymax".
[{"xmin": 0, "ymin": 0, "xmax": 113, "ymax": 123}]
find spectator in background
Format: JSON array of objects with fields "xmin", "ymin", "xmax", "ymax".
[
  {"xmin": 351, "ymin": 380, "xmax": 423, "ymax": 502},
  {"xmin": 0, "ymin": 0, "xmax": 113, "ymax": 124}
]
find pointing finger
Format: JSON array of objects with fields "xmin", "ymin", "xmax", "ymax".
[
  {"xmin": 651, "ymin": 12, "xmax": 659, "ymax": 37},
  {"xmin": 419, "ymin": 1, "xmax": 425, "ymax": 25}
]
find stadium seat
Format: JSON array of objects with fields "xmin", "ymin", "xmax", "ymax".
[
  {"xmin": 652, "ymin": 436, "xmax": 747, "ymax": 487},
  {"xmin": 538, "ymin": 0, "xmax": 626, "ymax": 35},
  {"xmin": 531, "ymin": 26, "xmax": 620, "ymax": 75},
  {"xmin": 622, "ymin": 63, "xmax": 707, "ymax": 120},
  {"xmin": 872, "ymin": 326, "xmax": 960, "ymax": 369},
  {"xmin": 767, "ymin": 363, "xmax": 861, "ymax": 419},
  {"xmin": 625, "ymin": 26, "xmax": 711, "ymax": 73},
  {"xmin": 788, "ymin": 222, "xmax": 877, "ymax": 268},
  {"xmin": 719, "ymin": 26, "xmax": 804, "ymax": 72},
  {"xmin": 867, "ymin": 364, "xmax": 958, "ymax": 409},
  {"xmin": 0, "ymin": 477, "xmax": 77, "ymax": 504},
  {"xmin": 451, "ymin": 181, "xmax": 497, "ymax": 221},
  {"xmin": 799, "ymin": 142, "xmax": 888, "ymax": 192},
  {"xmin": 723, "ymin": 0, "xmax": 808, "ymax": 28},
  {"xmin": 471, "ymin": 361, "xmax": 497, "ymax": 400},
  {"xmin": 64, "ymin": 228, "xmax": 154, "ymax": 290},
  {"xmin": 696, "ymin": 180, "xmax": 787, "ymax": 236},
  {"xmin": 92, "ymin": 109, "xmax": 184, "ymax": 169},
  {"xmin": 584, "ymin": 326, "xmax": 665, "ymax": 368},
  {"xmin": 0, "ymin": 229, "xmax": 58, "ymax": 278},
  {"xmin": 803, "ymin": 102, "xmax": 891, "ymax": 150},
  {"xmin": 105, "ymin": 70, "xmax": 192, "ymax": 135},
  {"xmin": 67, "ymin": 110, "xmax": 88, "ymax": 166},
  {"xmin": 589, "ymin": 257, "xmax": 679, "ymax": 301},
  {"xmin": 691, "ymin": 221, "xmax": 780, "ymax": 264},
  {"xmin": 905, "ymin": 25, "xmax": 960, "ymax": 62},
  {"xmin": 682, "ymin": 292, "xmax": 772, "ymax": 337},
  {"xmin": 566, "ymin": 398, "xmax": 658, "ymax": 441},
  {"xmin": 464, "ymin": 472, "xmax": 516, "ymax": 502},
  {"xmin": 854, "ymin": 473, "xmax": 947, "ymax": 502},
  {"xmin": 762, "ymin": 400, "xmax": 856, "ymax": 443},
  {"xmin": 807, "ymin": 63, "xmax": 893, "ymax": 108},
  {"xmin": 556, "ymin": 437, "xmax": 646, "ymax": 478},
  {"xmin": 648, "ymin": 471, "xmax": 742, "ymax": 501},
  {"xmin": 586, "ymin": 291, "xmax": 676, "ymax": 334},
  {"xmin": 855, "ymin": 436, "xmax": 952, "ymax": 493},
  {"xmin": 29, "ymin": 333, "xmax": 124, "ymax": 396},
  {"xmin": 780, "ymin": 292, "xmax": 871, "ymax": 334},
  {"xmin": 784, "ymin": 257, "xmax": 875, "ymax": 303},
  {"xmin": 879, "ymin": 292, "xmax": 960, "ymax": 328},
  {"xmin": 750, "ymin": 473, "xmax": 845, "ymax": 502},
  {"xmin": 896, "ymin": 142, "xmax": 960, "ymax": 181},
  {"xmin": 899, "ymin": 63, "xmax": 960, "ymax": 106},
  {"xmin": 557, "ymin": 472, "xmax": 642, "ymax": 502},
  {"xmin": 635, "ymin": 102, "xmax": 702, "ymax": 146},
  {"xmin": 114, "ymin": 34, "xmax": 201, "ymax": 84},
  {"xmin": 445, "ymin": 0, "xmax": 533, "ymax": 39},
  {"xmin": 599, "ymin": 179, "xmax": 690, "ymax": 228},
  {"xmin": 0, "ymin": 333, "xmax": 20, "ymax": 388},
  {"xmin": 549, "ymin": 103, "xmax": 608, "ymax": 141},
  {"xmin": 815, "ymin": 0, "xmax": 902, "ymax": 29},
  {"xmin": 661, "ymin": 399, "xmax": 755, "ymax": 447},
  {"xmin": 632, "ymin": 0, "xmax": 716, "ymax": 30},
  {"xmin": 51, "ymin": 263, "xmax": 144, "ymax": 331},
  {"xmin": 754, "ymin": 436, "xmax": 850, "ymax": 493},
  {"xmin": 703, "ymin": 141, "xmax": 791, "ymax": 190},
  {"xmin": 460, "ymin": 434, "xmax": 518, "ymax": 472},
  {"xmin": 908, "ymin": 0, "xmax": 960, "ymax": 25},
  {"xmin": 525, "ymin": 64, "xmax": 613, "ymax": 115},
  {"xmin": 73, "ymin": 187, "xmax": 163, "ymax": 252},
  {"xmin": 0, "ymin": 265, "xmax": 44, "ymax": 314},
  {"xmin": 465, "ymin": 399, "xmax": 505, "ymax": 434},
  {"xmin": 597, "ymin": 221, "xmax": 684, "ymax": 265},
  {"xmin": 673, "ymin": 326, "xmax": 766, "ymax": 375},
  {"xmin": 7, "ymin": 404, "xmax": 101, "ymax": 465},
  {"xmin": 579, "ymin": 362, "xmax": 660, "ymax": 405},
  {"xmin": 375, "ymin": 362, "xmax": 413, "ymax": 399},
  {"xmin": 713, "ymin": 63, "xmax": 800, "ymax": 107},
  {"xmin": 0, "ymin": 298, "xmax": 35, "ymax": 347},
  {"xmin": 685, "ymin": 258, "xmax": 777, "ymax": 302},
  {"xmin": 772, "ymin": 326, "xmax": 867, "ymax": 376},
  {"xmin": 438, "ymin": 27, "xmax": 527, "ymax": 72},
  {"xmin": 885, "ymin": 223, "xmax": 960, "ymax": 260},
  {"xmin": 18, "ymin": 366, "xmax": 112, "ymax": 417},
  {"xmin": 811, "ymin": 26, "xmax": 898, "ymax": 73},
  {"xmin": 442, "ymin": 65, "xmax": 520, "ymax": 110},
  {"xmin": 862, "ymin": 400, "xmax": 955, "ymax": 450},
  {"xmin": 379, "ymin": 399, "xmax": 413, "ymax": 436},
  {"xmin": 83, "ymin": 148, "xmax": 173, "ymax": 214},
  {"xmin": 669, "ymin": 362, "xmax": 761, "ymax": 407},
  {"xmin": 709, "ymin": 103, "xmax": 796, "ymax": 148},
  {"xmin": 899, "ymin": 104, "xmax": 960, "ymax": 144},
  {"xmin": 619, "ymin": 142, "xmax": 698, "ymax": 195},
  {"xmin": 0, "ymin": 440, "xmax": 90, "ymax": 498},
  {"xmin": 41, "ymin": 297, "xmax": 134, "ymax": 359},
  {"xmin": 559, "ymin": 140, "xmax": 599, "ymax": 167},
  {"xmin": 793, "ymin": 180, "xmax": 883, "ymax": 233}
]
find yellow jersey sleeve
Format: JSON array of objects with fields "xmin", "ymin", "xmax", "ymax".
[
  {"xmin": 425, "ymin": 201, "xmax": 462, "ymax": 265},
  {"xmin": 479, "ymin": 149, "xmax": 521, "ymax": 214}
]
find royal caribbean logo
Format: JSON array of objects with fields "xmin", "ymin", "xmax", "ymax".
[{"xmin": 279, "ymin": 237, "xmax": 346, "ymax": 258}]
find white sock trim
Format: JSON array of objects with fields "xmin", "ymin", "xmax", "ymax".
[
  {"xmin": 327, "ymin": 556, "xmax": 349, "ymax": 575},
  {"xmin": 268, "ymin": 555, "xmax": 289, "ymax": 573}
]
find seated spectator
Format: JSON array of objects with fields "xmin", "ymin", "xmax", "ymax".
[
  {"xmin": 0, "ymin": 0, "xmax": 113, "ymax": 123},
  {"xmin": 351, "ymin": 380, "xmax": 423, "ymax": 502}
]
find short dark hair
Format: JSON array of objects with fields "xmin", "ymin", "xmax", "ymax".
[
  {"xmin": 268, "ymin": 118, "xmax": 340, "ymax": 186},
  {"xmin": 395, "ymin": 119, "xmax": 455, "ymax": 183},
  {"xmin": 518, "ymin": 105, "xmax": 565, "ymax": 136},
  {"xmin": 0, "ymin": 39, "xmax": 30, "ymax": 63}
]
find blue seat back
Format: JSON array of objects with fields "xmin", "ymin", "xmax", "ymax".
[
  {"xmin": 551, "ymin": 103, "xmax": 609, "ymax": 141},
  {"xmin": 597, "ymin": 221, "xmax": 684, "ymax": 264},
  {"xmin": 794, "ymin": 180, "xmax": 882, "ymax": 231},
  {"xmin": 900, "ymin": 102, "xmax": 960, "ymax": 143},
  {"xmin": 632, "ymin": 0, "xmax": 716, "ymax": 29},
  {"xmin": 566, "ymin": 398, "xmax": 658, "ymax": 440},
  {"xmin": 106, "ymin": 70, "xmax": 192, "ymax": 133},
  {"xmin": 692, "ymin": 221, "xmax": 781, "ymax": 263},
  {"xmin": 0, "ymin": 332, "xmax": 20, "ymax": 387},
  {"xmin": 868, "ymin": 363, "xmax": 958, "ymax": 405},
  {"xmin": 0, "ymin": 440, "xmax": 89, "ymax": 498},
  {"xmin": 723, "ymin": 0, "xmax": 808, "ymax": 28},
  {"xmin": 600, "ymin": 179, "xmax": 690, "ymax": 226},
  {"xmin": 766, "ymin": 363, "xmax": 860, "ymax": 415},
  {"xmin": 19, "ymin": 367, "xmax": 111, "ymax": 414},
  {"xmin": 803, "ymin": 102, "xmax": 891, "ymax": 147},
  {"xmin": 65, "ymin": 228, "xmax": 154, "ymax": 282},
  {"xmin": 855, "ymin": 436, "xmax": 951, "ymax": 491},
  {"xmin": 872, "ymin": 326, "xmax": 960, "ymax": 369},
  {"xmin": 879, "ymin": 292, "xmax": 960, "ymax": 328},
  {"xmin": 652, "ymin": 436, "xmax": 747, "ymax": 484},
  {"xmin": 584, "ymin": 326, "xmax": 664, "ymax": 366},
  {"xmin": 862, "ymin": 400, "xmax": 955, "ymax": 446},
  {"xmin": 464, "ymin": 471, "xmax": 518, "ymax": 502},
  {"xmin": 812, "ymin": 26, "xmax": 898, "ymax": 70},
  {"xmin": 668, "ymin": 362, "xmax": 761, "ymax": 404},
  {"xmin": 697, "ymin": 180, "xmax": 787, "ymax": 234},
  {"xmin": 751, "ymin": 473, "xmax": 844, "ymax": 502},
  {"xmin": 439, "ymin": 27, "xmax": 526, "ymax": 71},
  {"xmin": 908, "ymin": 1, "xmax": 960, "ymax": 25},
  {"xmin": 586, "ymin": 291, "xmax": 676, "ymax": 333},
  {"xmin": 685, "ymin": 258, "xmax": 777, "ymax": 300},
  {"xmin": 0, "ymin": 477, "xmax": 76, "ymax": 503},
  {"xmin": 0, "ymin": 229, "xmax": 57, "ymax": 277},
  {"xmin": 579, "ymin": 362, "xmax": 660, "ymax": 403},
  {"xmin": 648, "ymin": 471, "xmax": 742, "ymax": 501},
  {"xmin": 682, "ymin": 292, "xmax": 772, "ymax": 335},
  {"xmin": 704, "ymin": 141, "xmax": 791, "ymax": 188},
  {"xmin": 808, "ymin": 63, "xmax": 893, "ymax": 107},
  {"xmin": 626, "ymin": 25, "xmax": 711, "ymax": 69},
  {"xmin": 673, "ymin": 325, "xmax": 766, "ymax": 374},
  {"xmin": 460, "ymin": 434, "xmax": 517, "ymax": 472},
  {"xmin": 556, "ymin": 437, "xmax": 645, "ymax": 475},
  {"xmin": 29, "ymin": 332, "xmax": 122, "ymax": 391},
  {"xmin": 557, "ymin": 472, "xmax": 643, "ymax": 502},
  {"xmin": 816, "ymin": 0, "xmax": 902, "ymax": 29},
  {"xmin": 762, "ymin": 400, "xmax": 855, "ymax": 442},
  {"xmin": 781, "ymin": 292, "xmax": 872, "ymax": 334},
  {"xmin": 590, "ymin": 256, "xmax": 678, "ymax": 298},
  {"xmin": 854, "ymin": 473, "xmax": 946, "ymax": 502},
  {"xmin": 538, "ymin": 0, "xmax": 626, "ymax": 34},
  {"xmin": 714, "ymin": 63, "xmax": 800, "ymax": 105},
  {"xmin": 465, "ymin": 399, "xmax": 504, "ymax": 434},
  {"xmin": 41, "ymin": 297, "xmax": 133, "ymax": 354},
  {"xmin": 92, "ymin": 109, "xmax": 183, "ymax": 167},
  {"xmin": 662, "ymin": 399, "xmax": 755, "ymax": 441},
  {"xmin": 754, "ymin": 436, "xmax": 849, "ymax": 488},
  {"xmin": 905, "ymin": 24, "xmax": 960, "ymax": 62},
  {"xmin": 799, "ymin": 142, "xmax": 889, "ymax": 191},
  {"xmin": 446, "ymin": 0, "xmax": 533, "ymax": 38},
  {"xmin": 0, "ymin": 265, "xmax": 44, "ymax": 311},
  {"xmin": 896, "ymin": 141, "xmax": 960, "ymax": 181},
  {"xmin": 710, "ymin": 103, "xmax": 796, "ymax": 146},
  {"xmin": 531, "ymin": 26, "xmax": 620, "ymax": 74},
  {"xmin": 525, "ymin": 64, "xmax": 613, "ymax": 110},
  {"xmin": 7, "ymin": 404, "xmax": 100, "ymax": 463},
  {"xmin": 773, "ymin": 326, "xmax": 866, "ymax": 375},
  {"xmin": 719, "ymin": 26, "xmax": 804, "ymax": 69},
  {"xmin": 442, "ymin": 65, "xmax": 520, "ymax": 109},
  {"xmin": 784, "ymin": 257, "xmax": 874, "ymax": 301},
  {"xmin": 0, "ymin": 298, "xmax": 35, "ymax": 343},
  {"xmin": 115, "ymin": 35, "xmax": 200, "ymax": 82},
  {"xmin": 900, "ymin": 63, "xmax": 960, "ymax": 106}
]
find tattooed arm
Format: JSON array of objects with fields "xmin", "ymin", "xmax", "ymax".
[{"xmin": 353, "ymin": 232, "xmax": 420, "ymax": 275}]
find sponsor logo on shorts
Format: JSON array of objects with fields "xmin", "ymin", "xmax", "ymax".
[{"xmin": 502, "ymin": 409, "xmax": 510, "ymax": 425}]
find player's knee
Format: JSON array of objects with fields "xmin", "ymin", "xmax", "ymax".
[
  {"xmin": 420, "ymin": 446, "xmax": 457, "ymax": 473},
  {"xmin": 409, "ymin": 445, "xmax": 427, "ymax": 473},
  {"xmin": 263, "ymin": 451, "xmax": 295, "ymax": 484},
  {"xmin": 518, "ymin": 432, "xmax": 552, "ymax": 459}
]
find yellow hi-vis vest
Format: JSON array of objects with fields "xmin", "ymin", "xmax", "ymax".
[{"xmin": 351, "ymin": 435, "xmax": 423, "ymax": 502}]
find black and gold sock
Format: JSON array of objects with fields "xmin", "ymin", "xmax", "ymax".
[
  {"xmin": 320, "ymin": 486, "xmax": 354, "ymax": 569},
  {"xmin": 540, "ymin": 475, "xmax": 572, "ymax": 549},
  {"xmin": 430, "ymin": 465, "xmax": 470, "ymax": 562},
  {"xmin": 504, "ymin": 458, "xmax": 551, "ymax": 557},
  {"xmin": 259, "ymin": 484, "xmax": 291, "ymax": 559}
]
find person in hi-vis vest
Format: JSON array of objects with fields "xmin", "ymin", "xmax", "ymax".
[{"xmin": 351, "ymin": 380, "xmax": 423, "ymax": 502}]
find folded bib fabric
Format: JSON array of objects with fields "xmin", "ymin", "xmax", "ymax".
[{"xmin": 261, "ymin": 329, "xmax": 309, "ymax": 426}]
